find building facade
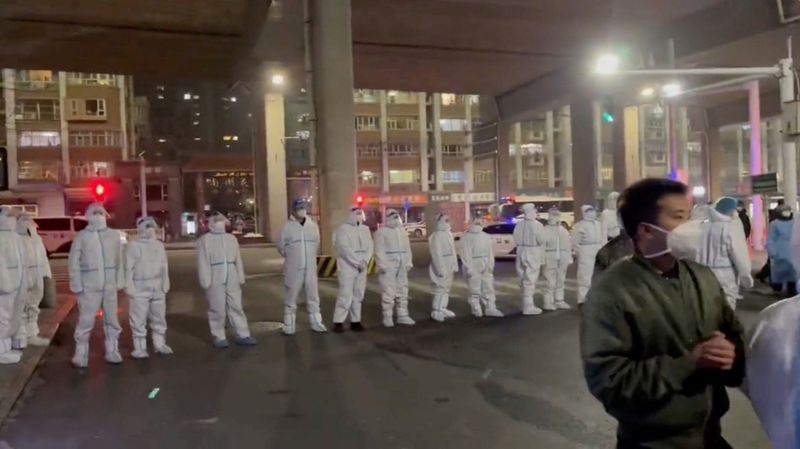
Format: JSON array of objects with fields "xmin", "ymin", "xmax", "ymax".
[{"xmin": 1, "ymin": 69, "xmax": 135, "ymax": 216}]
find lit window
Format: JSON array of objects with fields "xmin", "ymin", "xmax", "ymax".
[
  {"xmin": 18, "ymin": 131, "xmax": 60, "ymax": 147},
  {"xmin": 232, "ymin": 136, "xmax": 239, "ymax": 141},
  {"xmin": 223, "ymin": 135, "xmax": 232, "ymax": 141},
  {"xmin": 183, "ymin": 93, "xmax": 192, "ymax": 100},
  {"xmin": 194, "ymin": 137, "xmax": 201, "ymax": 141},
  {"xmin": 192, "ymin": 95, "xmax": 199, "ymax": 100},
  {"xmin": 439, "ymin": 119, "xmax": 467, "ymax": 132},
  {"xmin": 157, "ymin": 95, "xmax": 165, "ymax": 100},
  {"xmin": 389, "ymin": 170, "xmax": 418, "ymax": 184},
  {"xmin": 85, "ymin": 99, "xmax": 106, "ymax": 117},
  {"xmin": 158, "ymin": 138, "xmax": 166, "ymax": 143},
  {"xmin": 441, "ymin": 171, "xmax": 464, "ymax": 183},
  {"xmin": 358, "ymin": 171, "xmax": 380, "ymax": 186},
  {"xmin": 441, "ymin": 93, "xmax": 457, "ymax": 106},
  {"xmin": 230, "ymin": 97, "xmax": 237, "ymax": 102},
  {"xmin": 355, "ymin": 116, "xmax": 378, "ymax": 131},
  {"xmin": 193, "ymin": 121, "xmax": 200, "ymax": 126}
]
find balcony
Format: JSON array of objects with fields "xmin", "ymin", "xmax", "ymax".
[{"xmin": 16, "ymin": 80, "xmax": 58, "ymax": 91}]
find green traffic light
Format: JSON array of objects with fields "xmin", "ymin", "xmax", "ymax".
[{"xmin": 602, "ymin": 112, "xmax": 614, "ymax": 123}]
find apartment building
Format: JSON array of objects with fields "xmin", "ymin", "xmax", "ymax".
[
  {"xmin": 1, "ymin": 69, "xmax": 135, "ymax": 216},
  {"xmin": 351, "ymin": 90, "xmax": 494, "ymax": 223}
]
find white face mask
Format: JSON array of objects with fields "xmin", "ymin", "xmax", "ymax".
[
  {"xmin": 88, "ymin": 212, "xmax": 106, "ymax": 228},
  {"xmin": 209, "ymin": 220, "xmax": 226, "ymax": 233},
  {"xmin": 143, "ymin": 226, "xmax": 157, "ymax": 240},
  {"xmin": 642, "ymin": 221, "xmax": 700, "ymax": 260},
  {"xmin": 584, "ymin": 210, "xmax": 597, "ymax": 221},
  {"xmin": 548, "ymin": 215, "xmax": 560, "ymax": 226},
  {"xmin": 387, "ymin": 215, "xmax": 401, "ymax": 228},
  {"xmin": 295, "ymin": 209, "xmax": 307, "ymax": 219},
  {"xmin": 523, "ymin": 208, "xmax": 537, "ymax": 220}
]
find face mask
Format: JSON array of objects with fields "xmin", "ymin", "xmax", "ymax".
[
  {"xmin": 210, "ymin": 220, "xmax": 226, "ymax": 233},
  {"xmin": 295, "ymin": 209, "xmax": 307, "ymax": 219},
  {"xmin": 584, "ymin": 210, "xmax": 597, "ymax": 221},
  {"xmin": 642, "ymin": 221, "xmax": 699, "ymax": 260},
  {"xmin": 15, "ymin": 220, "xmax": 28, "ymax": 236},
  {"xmin": 387, "ymin": 215, "xmax": 400, "ymax": 228},
  {"xmin": 548, "ymin": 215, "xmax": 559, "ymax": 226},
  {"xmin": 88, "ymin": 213, "xmax": 106, "ymax": 228},
  {"xmin": 443, "ymin": 220, "xmax": 452, "ymax": 232},
  {"xmin": 144, "ymin": 227, "xmax": 157, "ymax": 240},
  {"xmin": 523, "ymin": 208, "xmax": 537, "ymax": 220}
]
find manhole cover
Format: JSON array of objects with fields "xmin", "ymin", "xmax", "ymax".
[{"xmin": 250, "ymin": 321, "xmax": 284, "ymax": 333}]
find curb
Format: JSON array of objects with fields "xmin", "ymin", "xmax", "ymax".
[{"xmin": 0, "ymin": 295, "xmax": 76, "ymax": 429}]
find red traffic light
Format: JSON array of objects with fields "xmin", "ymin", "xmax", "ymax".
[
  {"xmin": 355, "ymin": 194, "xmax": 365, "ymax": 207},
  {"xmin": 95, "ymin": 184, "xmax": 105, "ymax": 197},
  {"xmin": 90, "ymin": 180, "xmax": 110, "ymax": 201}
]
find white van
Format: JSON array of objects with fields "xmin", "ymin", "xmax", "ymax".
[{"xmin": 33, "ymin": 217, "xmax": 89, "ymax": 255}]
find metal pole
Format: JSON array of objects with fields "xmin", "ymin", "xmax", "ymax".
[
  {"xmin": 748, "ymin": 81, "xmax": 765, "ymax": 250},
  {"xmin": 781, "ymin": 56, "xmax": 798, "ymax": 211},
  {"xmin": 139, "ymin": 156, "xmax": 147, "ymax": 217},
  {"xmin": 616, "ymin": 67, "xmax": 780, "ymax": 76}
]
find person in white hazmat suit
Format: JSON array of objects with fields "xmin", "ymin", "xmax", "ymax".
[
  {"xmin": 696, "ymin": 197, "xmax": 753, "ymax": 310},
  {"xmin": 429, "ymin": 213, "xmax": 459, "ymax": 322},
  {"xmin": 600, "ymin": 191, "xmax": 621, "ymax": 241},
  {"xmin": 744, "ymin": 296, "xmax": 800, "ymax": 449},
  {"xmin": 373, "ymin": 209, "xmax": 415, "ymax": 327},
  {"xmin": 332, "ymin": 207, "xmax": 374, "ymax": 332},
  {"xmin": 513, "ymin": 203, "xmax": 545, "ymax": 315},
  {"xmin": 460, "ymin": 215, "xmax": 504, "ymax": 318},
  {"xmin": 125, "ymin": 217, "xmax": 173, "ymax": 358},
  {"xmin": 0, "ymin": 207, "xmax": 24, "ymax": 364},
  {"xmin": 542, "ymin": 208, "xmax": 572, "ymax": 311},
  {"xmin": 14, "ymin": 213, "xmax": 52, "ymax": 347},
  {"xmin": 69, "ymin": 203, "xmax": 125, "ymax": 367},
  {"xmin": 571, "ymin": 205, "xmax": 605, "ymax": 304},
  {"xmin": 277, "ymin": 199, "xmax": 327, "ymax": 335},
  {"xmin": 196, "ymin": 212, "xmax": 256, "ymax": 348}
]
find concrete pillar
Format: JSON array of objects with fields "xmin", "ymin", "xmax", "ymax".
[
  {"xmin": 58, "ymin": 71, "xmax": 70, "ymax": 184},
  {"xmin": 432, "ymin": 93, "xmax": 443, "ymax": 191},
  {"xmin": 592, "ymin": 102, "xmax": 603, "ymax": 188},
  {"xmin": 545, "ymin": 111, "xmax": 555, "ymax": 188},
  {"xmin": 167, "ymin": 175, "xmax": 182, "ymax": 241},
  {"xmin": 496, "ymin": 121, "xmax": 513, "ymax": 197},
  {"xmin": 618, "ymin": 106, "xmax": 641, "ymax": 190},
  {"xmin": 736, "ymin": 128, "xmax": 744, "ymax": 184},
  {"xmin": 748, "ymin": 81, "xmax": 765, "ymax": 250},
  {"xmin": 707, "ymin": 126, "xmax": 724, "ymax": 201},
  {"xmin": 117, "ymin": 75, "xmax": 129, "ymax": 161},
  {"xmin": 771, "ymin": 118, "xmax": 784, "ymax": 176},
  {"xmin": 263, "ymin": 93, "xmax": 288, "ymax": 243},
  {"xmin": 571, "ymin": 98, "xmax": 598, "ymax": 216},
  {"xmin": 464, "ymin": 97, "xmax": 474, "ymax": 219},
  {"xmin": 379, "ymin": 90, "xmax": 389, "ymax": 193},
  {"xmin": 313, "ymin": 0, "xmax": 357, "ymax": 253},
  {"xmin": 418, "ymin": 92, "xmax": 429, "ymax": 192},
  {"xmin": 678, "ymin": 106, "xmax": 689, "ymax": 175},
  {"xmin": 558, "ymin": 106, "xmax": 573, "ymax": 188},
  {"xmin": 195, "ymin": 173, "xmax": 206, "ymax": 217},
  {"xmin": 3, "ymin": 70, "xmax": 17, "ymax": 189},
  {"xmin": 611, "ymin": 102, "xmax": 627, "ymax": 192},
  {"xmin": 513, "ymin": 123, "xmax": 523, "ymax": 191}
]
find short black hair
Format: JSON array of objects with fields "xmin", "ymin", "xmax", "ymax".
[{"xmin": 619, "ymin": 178, "xmax": 687, "ymax": 238}]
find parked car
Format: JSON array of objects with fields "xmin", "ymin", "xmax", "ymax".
[
  {"xmin": 405, "ymin": 221, "xmax": 426, "ymax": 238},
  {"xmin": 454, "ymin": 219, "xmax": 571, "ymax": 259}
]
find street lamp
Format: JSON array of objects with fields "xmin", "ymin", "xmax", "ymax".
[
  {"xmin": 640, "ymin": 87, "xmax": 656, "ymax": 98},
  {"xmin": 271, "ymin": 73, "xmax": 285, "ymax": 86},
  {"xmin": 661, "ymin": 83, "xmax": 682, "ymax": 98},
  {"xmin": 594, "ymin": 54, "xmax": 620, "ymax": 75}
]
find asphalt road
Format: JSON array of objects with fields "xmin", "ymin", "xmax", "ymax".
[{"xmin": 0, "ymin": 243, "xmax": 771, "ymax": 449}]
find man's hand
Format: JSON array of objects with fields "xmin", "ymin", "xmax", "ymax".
[{"xmin": 691, "ymin": 332, "xmax": 736, "ymax": 371}]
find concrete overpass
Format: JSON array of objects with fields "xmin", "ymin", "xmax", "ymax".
[{"xmin": 1, "ymin": 0, "xmax": 796, "ymax": 248}]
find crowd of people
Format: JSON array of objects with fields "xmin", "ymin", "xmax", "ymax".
[{"xmin": 1, "ymin": 176, "xmax": 798, "ymax": 448}]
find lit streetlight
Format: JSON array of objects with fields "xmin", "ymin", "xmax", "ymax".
[
  {"xmin": 271, "ymin": 73, "xmax": 285, "ymax": 86},
  {"xmin": 640, "ymin": 86, "xmax": 655, "ymax": 98},
  {"xmin": 594, "ymin": 54, "xmax": 620, "ymax": 75},
  {"xmin": 661, "ymin": 83, "xmax": 682, "ymax": 98}
]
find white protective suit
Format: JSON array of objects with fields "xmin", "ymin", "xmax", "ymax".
[
  {"xmin": 571, "ymin": 205, "xmax": 605, "ymax": 304},
  {"xmin": 461, "ymin": 218, "xmax": 503, "ymax": 318},
  {"xmin": 196, "ymin": 213, "xmax": 254, "ymax": 347},
  {"xmin": 542, "ymin": 209, "xmax": 572, "ymax": 310},
  {"xmin": 68, "ymin": 203, "xmax": 125, "ymax": 367},
  {"xmin": 14, "ymin": 214, "xmax": 52, "ymax": 347},
  {"xmin": 373, "ymin": 209, "xmax": 415, "ymax": 327},
  {"xmin": 745, "ymin": 296, "xmax": 800, "ymax": 449},
  {"xmin": 697, "ymin": 208, "xmax": 753, "ymax": 310},
  {"xmin": 429, "ymin": 214, "xmax": 459, "ymax": 322},
  {"xmin": 600, "ymin": 191, "xmax": 621, "ymax": 240},
  {"xmin": 125, "ymin": 217, "xmax": 172, "ymax": 358},
  {"xmin": 278, "ymin": 203, "xmax": 326, "ymax": 335},
  {"xmin": 333, "ymin": 208, "xmax": 374, "ymax": 328},
  {"xmin": 0, "ymin": 207, "xmax": 24, "ymax": 364},
  {"xmin": 513, "ymin": 203, "xmax": 545, "ymax": 315}
]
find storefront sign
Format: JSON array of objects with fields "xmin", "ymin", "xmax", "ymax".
[
  {"xmin": 450, "ymin": 192, "xmax": 496, "ymax": 203},
  {"xmin": 428, "ymin": 192, "xmax": 451, "ymax": 203}
]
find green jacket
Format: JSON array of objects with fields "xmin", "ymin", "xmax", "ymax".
[
  {"xmin": 593, "ymin": 233, "xmax": 635, "ymax": 282},
  {"xmin": 581, "ymin": 255, "xmax": 745, "ymax": 449}
]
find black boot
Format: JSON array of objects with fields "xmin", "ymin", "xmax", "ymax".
[
  {"xmin": 333, "ymin": 323, "xmax": 344, "ymax": 333},
  {"xmin": 350, "ymin": 322, "xmax": 365, "ymax": 332}
]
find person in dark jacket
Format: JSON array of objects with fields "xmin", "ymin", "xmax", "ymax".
[
  {"xmin": 592, "ymin": 230, "xmax": 634, "ymax": 282},
  {"xmin": 736, "ymin": 201, "xmax": 751, "ymax": 240},
  {"xmin": 581, "ymin": 179, "xmax": 746, "ymax": 449}
]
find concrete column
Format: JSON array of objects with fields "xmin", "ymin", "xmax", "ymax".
[
  {"xmin": 771, "ymin": 118, "xmax": 783, "ymax": 176},
  {"xmin": 464, "ymin": 97, "xmax": 474, "ymax": 219},
  {"xmin": 263, "ymin": 93, "xmax": 289, "ymax": 243},
  {"xmin": 418, "ymin": 92, "xmax": 429, "ymax": 192},
  {"xmin": 167, "ymin": 176, "xmax": 182, "ymax": 241},
  {"xmin": 58, "ymin": 71, "xmax": 70, "ymax": 184},
  {"xmin": 678, "ymin": 106, "xmax": 689, "ymax": 176},
  {"xmin": 592, "ymin": 101, "xmax": 603, "ymax": 188},
  {"xmin": 638, "ymin": 106, "xmax": 648, "ymax": 179},
  {"xmin": 432, "ymin": 93, "xmax": 443, "ymax": 191},
  {"xmin": 619, "ymin": 106, "xmax": 641, "ymax": 190},
  {"xmin": 195, "ymin": 173, "xmax": 206, "ymax": 217},
  {"xmin": 496, "ymin": 121, "xmax": 513, "ymax": 197},
  {"xmin": 611, "ymin": 102, "xmax": 627, "ymax": 192},
  {"xmin": 736, "ymin": 128, "xmax": 744, "ymax": 183},
  {"xmin": 545, "ymin": 111, "xmax": 555, "ymax": 188},
  {"xmin": 748, "ymin": 81, "xmax": 765, "ymax": 250},
  {"xmin": 117, "ymin": 75, "xmax": 129, "ymax": 161},
  {"xmin": 780, "ymin": 60, "xmax": 798, "ymax": 210},
  {"xmin": 379, "ymin": 90, "xmax": 389, "ymax": 193},
  {"xmin": 313, "ymin": 0, "xmax": 357, "ymax": 252},
  {"xmin": 513, "ymin": 123, "xmax": 523, "ymax": 191},
  {"xmin": 707, "ymin": 126, "xmax": 724, "ymax": 201},
  {"xmin": 558, "ymin": 106, "xmax": 572, "ymax": 188},
  {"xmin": 571, "ymin": 98, "xmax": 597, "ymax": 216},
  {"xmin": 3, "ymin": 70, "xmax": 17, "ymax": 189}
]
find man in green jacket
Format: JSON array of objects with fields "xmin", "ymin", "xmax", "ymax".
[
  {"xmin": 593, "ymin": 230, "xmax": 634, "ymax": 282},
  {"xmin": 581, "ymin": 178, "xmax": 745, "ymax": 449}
]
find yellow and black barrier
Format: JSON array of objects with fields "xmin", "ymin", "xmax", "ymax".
[{"xmin": 316, "ymin": 256, "xmax": 378, "ymax": 278}]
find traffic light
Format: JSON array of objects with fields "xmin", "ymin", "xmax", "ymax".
[
  {"xmin": 90, "ymin": 180, "xmax": 109, "ymax": 202},
  {"xmin": 355, "ymin": 194, "xmax": 365, "ymax": 208},
  {"xmin": 602, "ymin": 111, "xmax": 615, "ymax": 123}
]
